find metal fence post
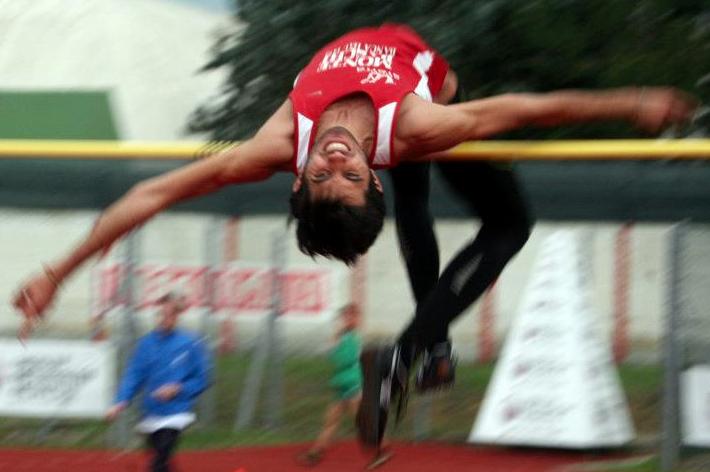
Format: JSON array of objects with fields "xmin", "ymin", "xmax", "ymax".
[
  {"xmin": 661, "ymin": 221, "xmax": 685, "ymax": 471},
  {"xmin": 264, "ymin": 228, "xmax": 286, "ymax": 429},
  {"xmin": 234, "ymin": 330, "xmax": 269, "ymax": 431},
  {"xmin": 113, "ymin": 230, "xmax": 140, "ymax": 449},
  {"xmin": 234, "ymin": 228, "xmax": 286, "ymax": 431},
  {"xmin": 198, "ymin": 216, "xmax": 220, "ymax": 428}
]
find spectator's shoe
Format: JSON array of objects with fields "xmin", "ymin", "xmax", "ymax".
[
  {"xmin": 296, "ymin": 449, "xmax": 323, "ymax": 467},
  {"xmin": 356, "ymin": 345, "xmax": 409, "ymax": 449},
  {"xmin": 414, "ymin": 341, "xmax": 457, "ymax": 392}
]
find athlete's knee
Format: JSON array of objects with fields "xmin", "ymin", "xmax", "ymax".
[
  {"xmin": 498, "ymin": 205, "xmax": 534, "ymax": 254},
  {"xmin": 485, "ymin": 221, "xmax": 531, "ymax": 260},
  {"xmin": 510, "ymin": 219, "xmax": 532, "ymax": 253}
]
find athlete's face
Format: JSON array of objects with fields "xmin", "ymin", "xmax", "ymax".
[{"xmin": 294, "ymin": 126, "xmax": 382, "ymax": 205}]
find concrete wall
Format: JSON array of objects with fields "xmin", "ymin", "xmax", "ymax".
[{"xmin": 0, "ymin": 0, "xmax": 231, "ymax": 140}]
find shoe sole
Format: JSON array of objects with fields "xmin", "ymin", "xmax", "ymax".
[
  {"xmin": 365, "ymin": 450, "xmax": 393, "ymax": 470},
  {"xmin": 357, "ymin": 347, "xmax": 390, "ymax": 449}
]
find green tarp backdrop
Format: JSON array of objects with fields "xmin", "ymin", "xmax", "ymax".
[{"xmin": 0, "ymin": 91, "xmax": 118, "ymax": 140}]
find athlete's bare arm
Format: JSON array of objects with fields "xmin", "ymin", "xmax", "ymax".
[
  {"xmin": 13, "ymin": 100, "xmax": 295, "ymax": 321},
  {"xmin": 395, "ymin": 87, "xmax": 697, "ymax": 159}
]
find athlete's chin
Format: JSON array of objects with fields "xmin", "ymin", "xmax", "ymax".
[{"xmin": 316, "ymin": 126, "xmax": 359, "ymax": 148}]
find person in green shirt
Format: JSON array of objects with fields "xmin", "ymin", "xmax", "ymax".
[
  {"xmin": 298, "ymin": 303, "xmax": 390, "ymax": 468},
  {"xmin": 329, "ymin": 305, "xmax": 363, "ymax": 403}
]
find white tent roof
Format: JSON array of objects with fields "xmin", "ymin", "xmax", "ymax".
[{"xmin": 0, "ymin": 0, "xmax": 236, "ymax": 139}]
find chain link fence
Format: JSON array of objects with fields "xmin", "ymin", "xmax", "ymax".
[{"xmin": 9, "ymin": 209, "xmax": 710, "ymax": 472}]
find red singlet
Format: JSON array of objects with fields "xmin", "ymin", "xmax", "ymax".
[{"xmin": 289, "ymin": 24, "xmax": 449, "ymax": 174}]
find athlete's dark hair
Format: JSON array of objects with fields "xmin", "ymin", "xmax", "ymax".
[{"xmin": 289, "ymin": 177, "xmax": 385, "ymax": 265}]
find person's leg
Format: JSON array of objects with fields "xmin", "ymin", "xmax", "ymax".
[
  {"xmin": 402, "ymin": 161, "xmax": 533, "ymax": 362},
  {"xmin": 345, "ymin": 392, "xmax": 361, "ymax": 417},
  {"xmin": 311, "ymin": 401, "xmax": 346, "ymax": 453},
  {"xmin": 298, "ymin": 397, "xmax": 349, "ymax": 466},
  {"xmin": 147, "ymin": 428, "xmax": 181, "ymax": 472},
  {"xmin": 387, "ymin": 161, "xmax": 441, "ymax": 370},
  {"xmin": 387, "ymin": 161, "xmax": 440, "ymax": 306},
  {"xmin": 346, "ymin": 391, "xmax": 392, "ymax": 469},
  {"xmin": 354, "ymin": 115, "xmax": 443, "ymax": 450}
]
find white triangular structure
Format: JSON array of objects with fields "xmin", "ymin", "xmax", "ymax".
[{"xmin": 469, "ymin": 230, "xmax": 635, "ymax": 448}]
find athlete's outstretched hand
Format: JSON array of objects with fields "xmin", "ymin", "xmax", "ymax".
[
  {"xmin": 13, "ymin": 268, "xmax": 60, "ymax": 341},
  {"xmin": 633, "ymin": 87, "xmax": 698, "ymax": 134}
]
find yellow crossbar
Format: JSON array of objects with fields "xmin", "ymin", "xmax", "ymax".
[{"xmin": 0, "ymin": 139, "xmax": 709, "ymax": 161}]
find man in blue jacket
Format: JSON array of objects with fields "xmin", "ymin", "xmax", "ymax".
[{"xmin": 106, "ymin": 291, "xmax": 212, "ymax": 472}]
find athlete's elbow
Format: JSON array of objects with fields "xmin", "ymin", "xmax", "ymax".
[
  {"xmin": 466, "ymin": 94, "xmax": 531, "ymax": 139},
  {"xmin": 128, "ymin": 179, "xmax": 172, "ymax": 213}
]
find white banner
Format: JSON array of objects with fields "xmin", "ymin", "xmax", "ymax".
[
  {"xmin": 94, "ymin": 262, "xmax": 337, "ymax": 317},
  {"xmin": 0, "ymin": 339, "xmax": 115, "ymax": 418},
  {"xmin": 682, "ymin": 365, "xmax": 710, "ymax": 447}
]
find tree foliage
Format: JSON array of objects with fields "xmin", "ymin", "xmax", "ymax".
[{"xmin": 189, "ymin": 0, "xmax": 709, "ymax": 140}]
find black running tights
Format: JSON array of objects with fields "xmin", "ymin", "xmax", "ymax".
[{"xmin": 388, "ymin": 160, "xmax": 533, "ymax": 359}]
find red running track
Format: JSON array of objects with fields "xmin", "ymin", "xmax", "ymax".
[{"xmin": 0, "ymin": 441, "xmax": 623, "ymax": 472}]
